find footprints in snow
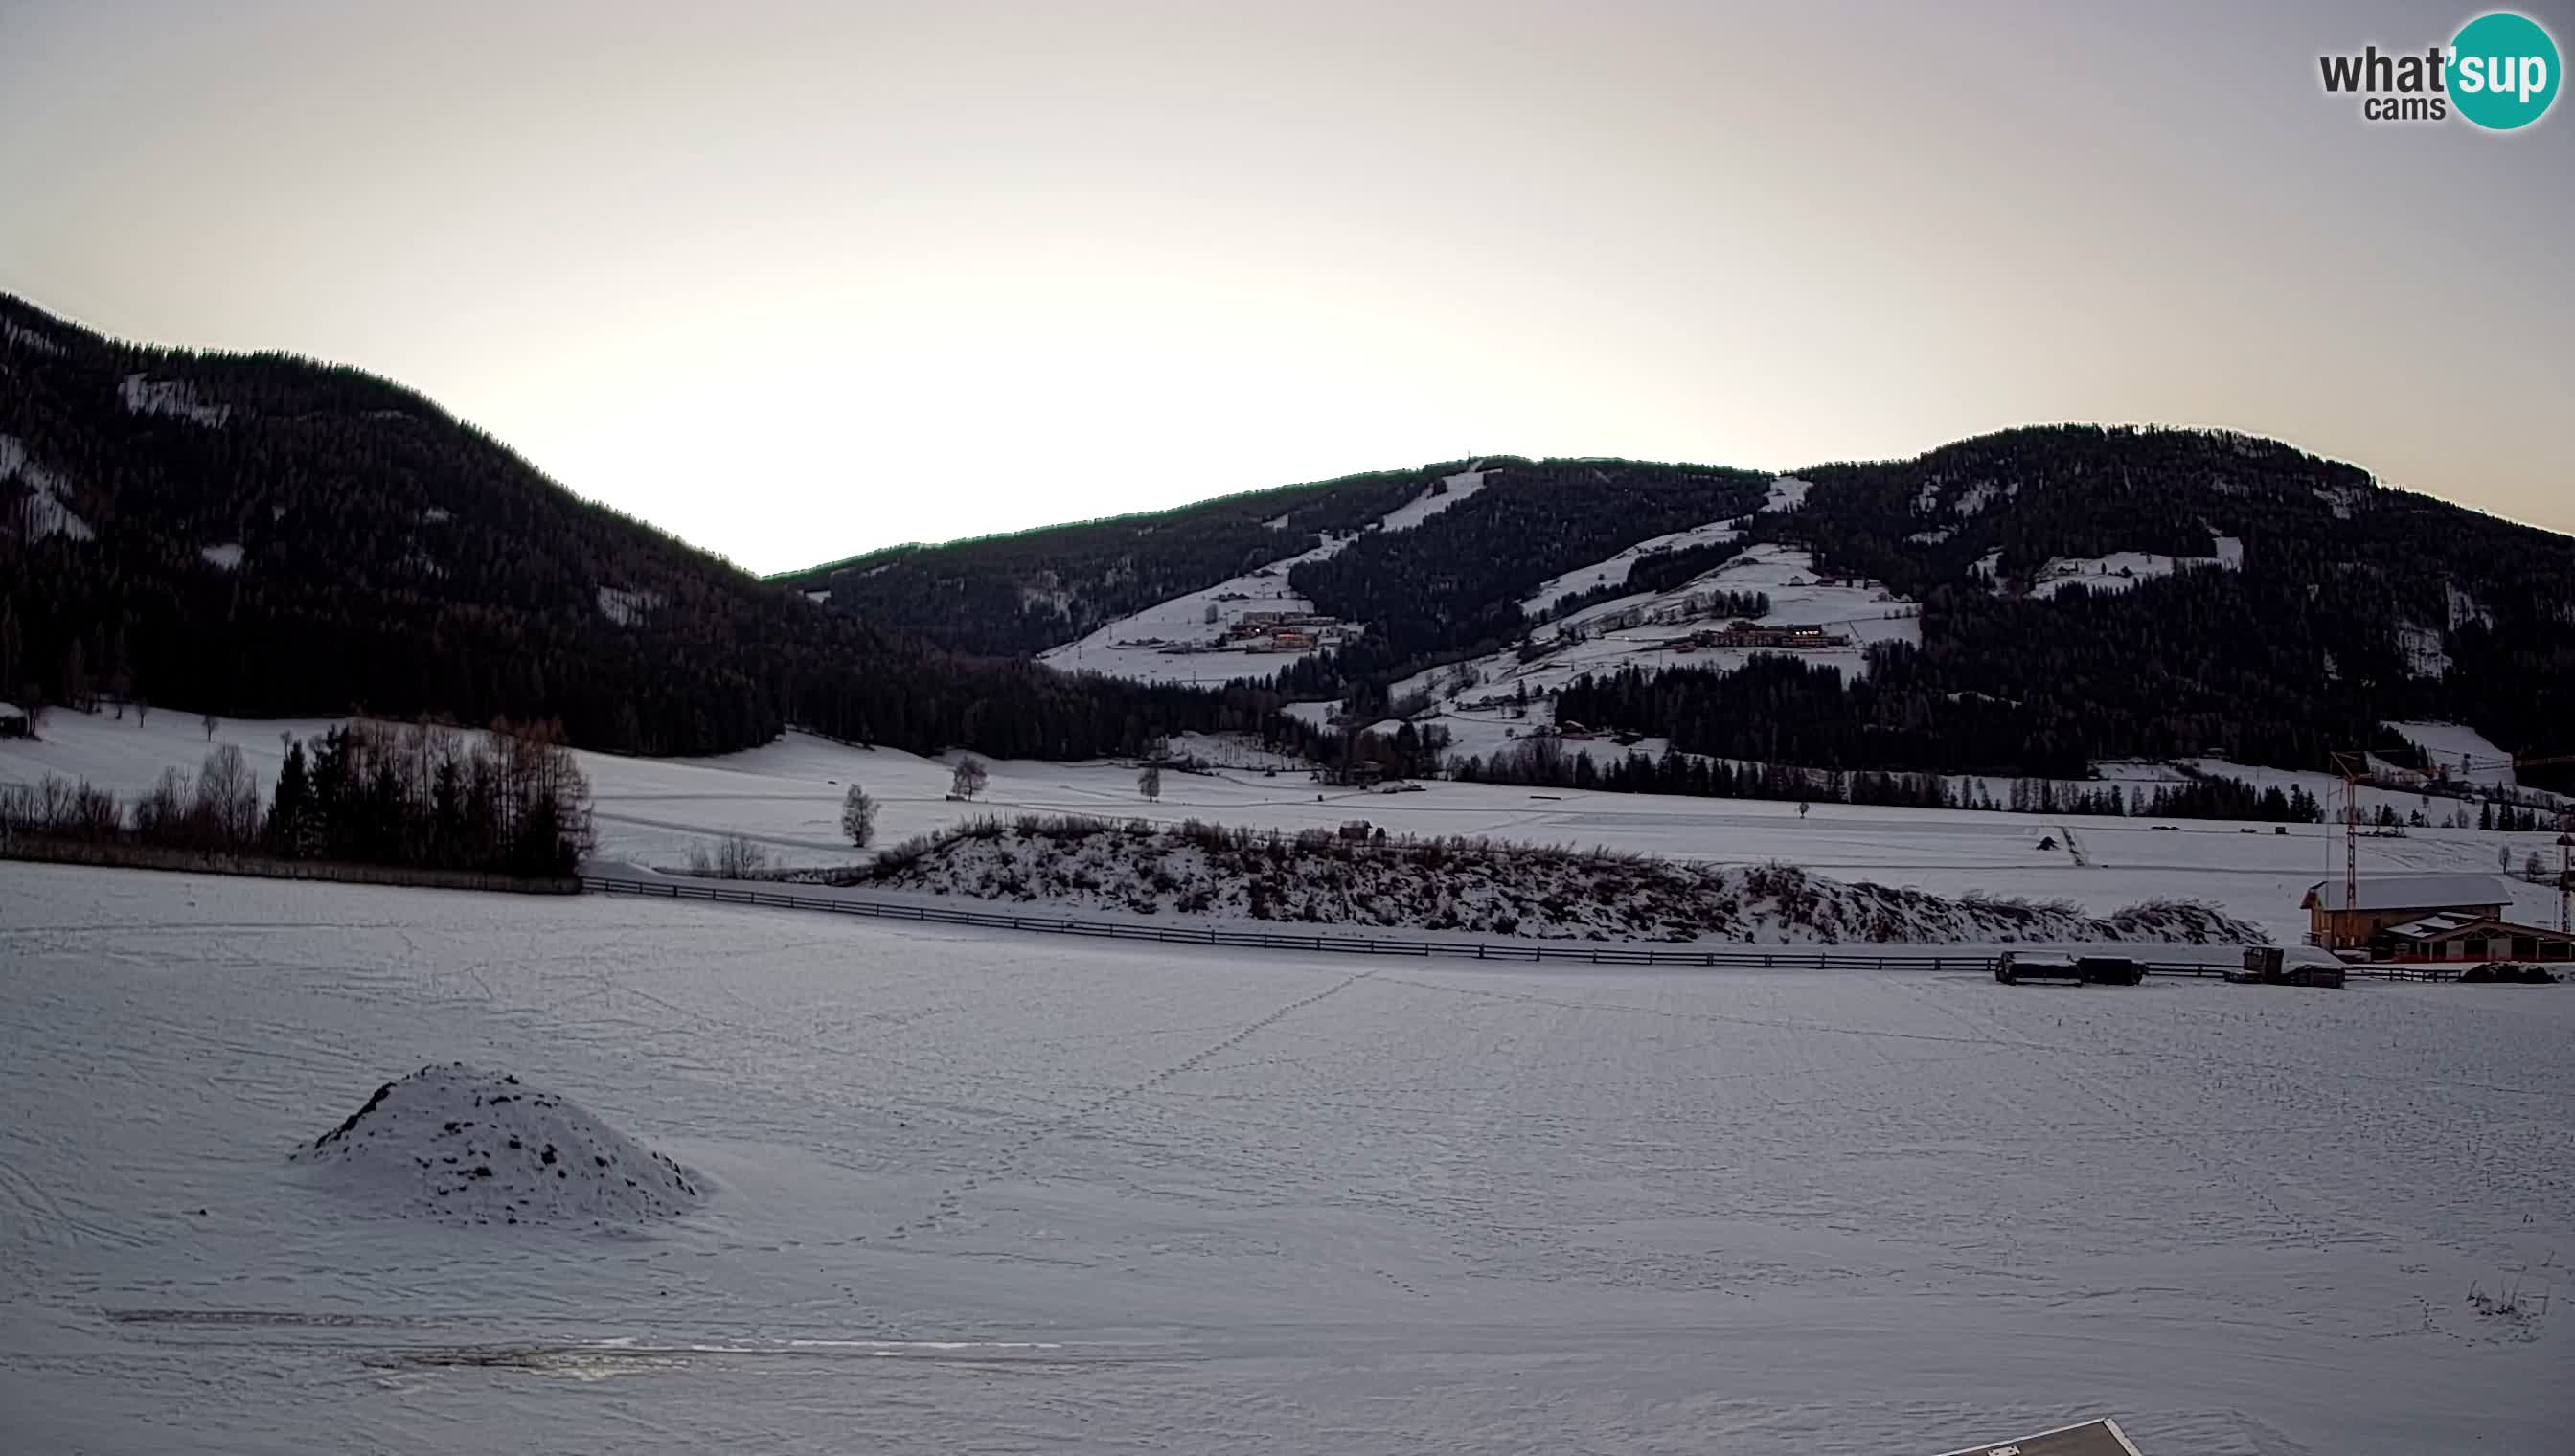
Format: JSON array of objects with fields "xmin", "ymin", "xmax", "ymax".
[{"xmin": 880, "ymin": 970, "xmax": 1375, "ymax": 1243}]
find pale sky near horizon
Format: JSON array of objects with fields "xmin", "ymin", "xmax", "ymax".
[{"xmin": 3, "ymin": 0, "xmax": 2568, "ymax": 572}]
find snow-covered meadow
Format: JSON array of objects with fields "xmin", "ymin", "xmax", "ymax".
[
  {"xmin": 2, "ymin": 863, "xmax": 2568, "ymax": 1454},
  {"xmin": 7, "ymin": 709, "xmax": 2568, "ymax": 945}
]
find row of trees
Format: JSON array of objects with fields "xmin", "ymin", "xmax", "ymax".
[
  {"xmin": 0, "ymin": 718, "xmax": 595, "ymax": 876},
  {"xmin": 1446, "ymin": 736, "xmax": 2334, "ymax": 824}
]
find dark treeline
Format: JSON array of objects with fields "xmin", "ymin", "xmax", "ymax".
[
  {"xmin": 1447, "ymin": 736, "xmax": 2329, "ymax": 824},
  {"xmin": 2, "ymin": 718, "xmax": 596, "ymax": 876},
  {"xmin": 1538, "ymin": 579, "xmax": 1769, "ymax": 626},
  {"xmin": 1259, "ymin": 713, "xmax": 1451, "ymax": 783},
  {"xmin": 0, "ymin": 293, "xmax": 1258, "ymax": 762},
  {"xmin": 262, "ymin": 720, "xmax": 593, "ymax": 875},
  {"xmin": 1625, "ymin": 544, "xmax": 1761, "ymax": 599}
]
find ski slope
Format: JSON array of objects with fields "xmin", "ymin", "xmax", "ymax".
[
  {"xmin": 1035, "ymin": 468, "xmax": 1488, "ymax": 686},
  {"xmin": 1517, "ymin": 516, "xmax": 1743, "ymax": 618},
  {"xmin": 1, "ymin": 863, "xmax": 2567, "ymax": 1454}
]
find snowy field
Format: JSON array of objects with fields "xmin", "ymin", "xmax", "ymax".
[
  {"xmin": 1, "ymin": 863, "xmax": 2567, "ymax": 1453},
  {"xmin": 8, "ymin": 711, "xmax": 2569, "ymax": 945}
]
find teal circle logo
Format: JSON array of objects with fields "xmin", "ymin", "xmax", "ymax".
[{"xmin": 2450, "ymin": 11, "xmax": 2560, "ymax": 129}]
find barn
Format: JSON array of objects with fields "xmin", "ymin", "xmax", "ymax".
[
  {"xmin": 2299, "ymin": 874, "xmax": 2507, "ymax": 952},
  {"xmin": 2373, "ymin": 911, "xmax": 2572, "ymax": 965}
]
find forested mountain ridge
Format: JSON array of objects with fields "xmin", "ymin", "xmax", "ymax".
[
  {"xmin": 772, "ymin": 467, "xmax": 1441, "ymax": 655},
  {"xmin": 0, "ymin": 294, "xmax": 1255, "ymax": 759},
  {"xmin": 12, "ymin": 285, "xmax": 2565, "ymax": 785},
  {"xmin": 1741, "ymin": 426, "xmax": 2575, "ymax": 784},
  {"xmin": 782, "ymin": 422, "xmax": 2575, "ymax": 785}
]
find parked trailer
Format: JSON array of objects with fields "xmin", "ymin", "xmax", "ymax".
[{"xmin": 1995, "ymin": 952, "xmax": 2143, "ymax": 986}]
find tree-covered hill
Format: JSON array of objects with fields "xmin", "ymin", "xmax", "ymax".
[
  {"xmin": 770, "ymin": 466, "xmax": 1437, "ymax": 655},
  {"xmin": 0, "ymin": 294, "xmax": 1251, "ymax": 759}
]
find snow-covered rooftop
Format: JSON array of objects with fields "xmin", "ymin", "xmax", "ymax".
[{"xmin": 2301, "ymin": 873, "xmax": 2509, "ymax": 913}]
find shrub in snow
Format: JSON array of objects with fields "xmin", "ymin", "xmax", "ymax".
[{"xmin": 689, "ymin": 833, "xmax": 775, "ymax": 879}]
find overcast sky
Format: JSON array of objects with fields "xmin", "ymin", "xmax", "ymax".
[{"xmin": 3, "ymin": 0, "xmax": 2568, "ymax": 572}]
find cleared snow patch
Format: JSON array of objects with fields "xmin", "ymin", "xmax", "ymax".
[
  {"xmin": 1375, "ymin": 468, "xmax": 1489, "ymax": 534},
  {"xmin": 421, "ymin": 507, "xmax": 453, "ymax": 524},
  {"xmin": 1518, "ymin": 517, "xmax": 1743, "ymax": 618},
  {"xmin": 2027, "ymin": 548, "xmax": 2238, "ymax": 600},
  {"xmin": 2394, "ymin": 623, "xmax": 2450, "ymax": 678},
  {"xmin": 1951, "ymin": 480, "xmax": 2011, "ymax": 516},
  {"xmin": 2388, "ymin": 721, "xmax": 2519, "ymax": 789},
  {"xmin": 1904, "ymin": 527, "xmax": 1953, "ymax": 545},
  {"xmin": 1038, "ymin": 471, "xmax": 1490, "ymax": 685},
  {"xmin": 1418, "ymin": 544, "xmax": 1922, "ymax": 732},
  {"xmin": 0, "ymin": 432, "xmax": 95, "ymax": 541},
  {"xmin": 803, "ymin": 589, "xmax": 831, "ymax": 604},
  {"xmin": 2313, "ymin": 484, "xmax": 2367, "ymax": 519},
  {"xmin": 2444, "ymin": 582, "xmax": 2494, "ymax": 632},
  {"xmin": 199, "ymin": 542, "xmax": 244, "ymax": 570},
  {"xmin": 597, "ymin": 585, "xmax": 662, "ymax": 626},
  {"xmin": 1758, "ymin": 476, "xmax": 1812, "ymax": 513},
  {"xmin": 119, "ymin": 373, "xmax": 232, "ymax": 427},
  {"xmin": 291, "ymin": 1063, "xmax": 702, "ymax": 1228}
]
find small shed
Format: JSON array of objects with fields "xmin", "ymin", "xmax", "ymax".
[
  {"xmin": 0, "ymin": 701, "xmax": 27, "ymax": 739},
  {"xmin": 2299, "ymin": 874, "xmax": 2508, "ymax": 951}
]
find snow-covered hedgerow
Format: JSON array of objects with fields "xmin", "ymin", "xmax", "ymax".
[{"xmin": 859, "ymin": 815, "xmax": 2265, "ymax": 944}]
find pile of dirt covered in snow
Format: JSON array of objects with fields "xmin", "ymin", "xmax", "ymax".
[
  {"xmin": 865, "ymin": 815, "xmax": 2267, "ymax": 944},
  {"xmin": 292, "ymin": 1064, "xmax": 700, "ymax": 1228}
]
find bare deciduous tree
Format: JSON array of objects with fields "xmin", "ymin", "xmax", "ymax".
[{"xmin": 840, "ymin": 784, "xmax": 878, "ymax": 848}]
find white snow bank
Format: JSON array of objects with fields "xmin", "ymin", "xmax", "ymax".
[
  {"xmin": 292, "ymin": 1063, "xmax": 701, "ymax": 1228},
  {"xmin": 199, "ymin": 542, "xmax": 244, "ymax": 570}
]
